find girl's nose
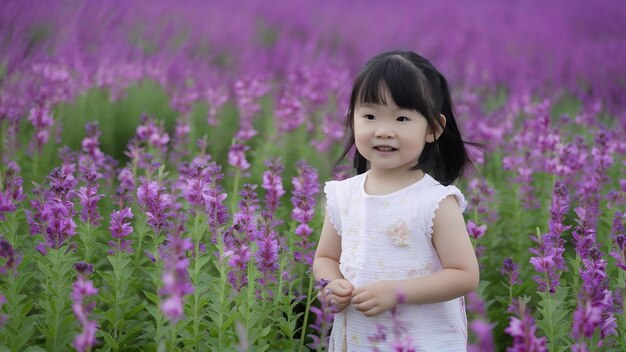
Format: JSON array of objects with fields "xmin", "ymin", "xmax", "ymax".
[{"xmin": 374, "ymin": 125, "xmax": 394, "ymax": 138}]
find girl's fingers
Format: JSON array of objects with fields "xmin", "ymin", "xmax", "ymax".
[{"xmin": 354, "ymin": 299, "xmax": 375, "ymax": 312}]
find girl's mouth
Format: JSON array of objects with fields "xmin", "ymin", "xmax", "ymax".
[{"xmin": 374, "ymin": 146, "xmax": 397, "ymax": 151}]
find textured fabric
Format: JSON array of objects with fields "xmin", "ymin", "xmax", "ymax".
[{"xmin": 324, "ymin": 171, "xmax": 468, "ymax": 352}]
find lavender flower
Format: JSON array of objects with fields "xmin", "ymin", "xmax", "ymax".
[
  {"xmin": 0, "ymin": 237, "xmax": 21, "ymax": 275},
  {"xmin": 205, "ymin": 162, "xmax": 229, "ymax": 236},
  {"xmin": 137, "ymin": 177, "xmax": 172, "ymax": 233},
  {"xmin": 254, "ymin": 219, "xmax": 280, "ymax": 294},
  {"xmin": 227, "ymin": 141, "xmax": 250, "ymax": 171},
  {"xmin": 307, "ymin": 280, "xmax": 334, "ymax": 351},
  {"xmin": 79, "ymin": 122, "xmax": 106, "ymax": 169},
  {"xmin": 505, "ymin": 300, "xmax": 547, "ymax": 352},
  {"xmin": 159, "ymin": 234, "xmax": 194, "ymax": 321},
  {"xmin": 466, "ymin": 220, "xmax": 487, "ymax": 240},
  {"xmin": 572, "ymin": 258, "xmax": 617, "ymax": 342},
  {"xmin": 529, "ymin": 227, "xmax": 564, "ymax": 294},
  {"xmin": 27, "ymin": 105, "xmax": 54, "ymax": 155},
  {"xmin": 501, "ymin": 257, "xmax": 521, "ymax": 286},
  {"xmin": 108, "ymin": 207, "xmax": 134, "ymax": 254},
  {"xmin": 71, "ymin": 264, "xmax": 98, "ymax": 352},
  {"xmin": 261, "ymin": 158, "xmax": 285, "ymax": 223},
  {"xmin": 182, "ymin": 161, "xmax": 212, "ymax": 212},
  {"xmin": 76, "ymin": 186, "xmax": 104, "ymax": 227},
  {"xmin": 291, "ymin": 161, "xmax": 319, "ymax": 265}
]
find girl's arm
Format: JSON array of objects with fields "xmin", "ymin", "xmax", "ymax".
[
  {"xmin": 399, "ymin": 194, "xmax": 480, "ymax": 303},
  {"xmin": 312, "ymin": 210, "xmax": 344, "ymax": 282},
  {"xmin": 352, "ymin": 195, "xmax": 479, "ymax": 316}
]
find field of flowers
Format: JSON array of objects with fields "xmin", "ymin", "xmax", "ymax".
[{"xmin": 0, "ymin": 0, "xmax": 625, "ymax": 351}]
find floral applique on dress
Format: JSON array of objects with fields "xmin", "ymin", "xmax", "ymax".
[{"xmin": 387, "ymin": 220, "xmax": 410, "ymax": 246}]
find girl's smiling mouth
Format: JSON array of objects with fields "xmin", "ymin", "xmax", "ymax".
[{"xmin": 374, "ymin": 145, "xmax": 398, "ymax": 151}]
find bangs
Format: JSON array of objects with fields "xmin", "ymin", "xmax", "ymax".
[{"xmin": 355, "ymin": 55, "xmax": 436, "ymax": 115}]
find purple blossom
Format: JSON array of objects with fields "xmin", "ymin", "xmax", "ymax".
[
  {"xmin": 137, "ymin": 177, "xmax": 172, "ymax": 233},
  {"xmin": 254, "ymin": 224, "xmax": 280, "ymax": 290},
  {"xmin": 79, "ymin": 122, "xmax": 106, "ymax": 169},
  {"xmin": 159, "ymin": 234, "xmax": 194, "ymax": 321},
  {"xmin": 225, "ymin": 244, "xmax": 251, "ymax": 292},
  {"xmin": 204, "ymin": 163, "xmax": 229, "ymax": 236},
  {"xmin": 135, "ymin": 115, "xmax": 170, "ymax": 157},
  {"xmin": 0, "ymin": 237, "xmax": 21, "ymax": 275},
  {"xmin": 572, "ymin": 258, "xmax": 617, "ymax": 342},
  {"xmin": 233, "ymin": 76, "xmax": 270, "ymax": 140},
  {"xmin": 529, "ymin": 229, "xmax": 564, "ymax": 294},
  {"xmin": 261, "ymin": 158, "xmax": 285, "ymax": 223},
  {"xmin": 291, "ymin": 161, "xmax": 319, "ymax": 265},
  {"xmin": 466, "ymin": 220, "xmax": 487, "ymax": 240},
  {"xmin": 501, "ymin": 258, "xmax": 521, "ymax": 286},
  {"xmin": 77, "ymin": 186, "xmax": 104, "ymax": 226},
  {"xmin": 71, "ymin": 268, "xmax": 98, "ymax": 352},
  {"xmin": 108, "ymin": 207, "xmax": 134, "ymax": 255},
  {"xmin": 505, "ymin": 300, "xmax": 547, "ymax": 352},
  {"xmin": 307, "ymin": 280, "xmax": 335, "ymax": 351},
  {"xmin": 227, "ymin": 142, "xmax": 250, "ymax": 171},
  {"xmin": 182, "ymin": 161, "xmax": 212, "ymax": 212},
  {"xmin": 27, "ymin": 105, "xmax": 54, "ymax": 155},
  {"xmin": 0, "ymin": 162, "xmax": 24, "ymax": 221}
]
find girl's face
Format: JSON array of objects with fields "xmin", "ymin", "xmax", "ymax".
[{"xmin": 353, "ymin": 88, "xmax": 432, "ymax": 176}]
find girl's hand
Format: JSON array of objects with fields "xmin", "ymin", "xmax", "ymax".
[
  {"xmin": 318, "ymin": 279, "xmax": 354, "ymax": 313},
  {"xmin": 352, "ymin": 280, "xmax": 400, "ymax": 317}
]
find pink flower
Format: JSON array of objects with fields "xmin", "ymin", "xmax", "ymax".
[
  {"xmin": 388, "ymin": 221, "xmax": 410, "ymax": 247},
  {"xmin": 466, "ymin": 220, "xmax": 487, "ymax": 240}
]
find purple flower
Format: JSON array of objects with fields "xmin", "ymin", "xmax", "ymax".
[
  {"xmin": 108, "ymin": 207, "xmax": 134, "ymax": 254},
  {"xmin": 137, "ymin": 177, "xmax": 172, "ymax": 233},
  {"xmin": 135, "ymin": 115, "xmax": 170, "ymax": 156},
  {"xmin": 42, "ymin": 197, "xmax": 77, "ymax": 250},
  {"xmin": 261, "ymin": 158, "xmax": 285, "ymax": 222},
  {"xmin": 77, "ymin": 186, "xmax": 104, "ymax": 226},
  {"xmin": 501, "ymin": 258, "xmax": 521, "ymax": 286},
  {"xmin": 254, "ymin": 225, "xmax": 280, "ymax": 289},
  {"xmin": 529, "ymin": 229, "xmax": 564, "ymax": 293},
  {"xmin": 307, "ymin": 280, "xmax": 335, "ymax": 350},
  {"xmin": 159, "ymin": 234, "xmax": 194, "ymax": 321},
  {"xmin": 291, "ymin": 161, "xmax": 319, "ymax": 265},
  {"xmin": 182, "ymin": 161, "xmax": 212, "ymax": 212},
  {"xmin": 0, "ymin": 162, "xmax": 24, "ymax": 221},
  {"xmin": 27, "ymin": 105, "xmax": 54, "ymax": 155},
  {"xmin": 227, "ymin": 142, "xmax": 250, "ymax": 171},
  {"xmin": 204, "ymin": 163, "xmax": 229, "ymax": 235},
  {"xmin": 505, "ymin": 300, "xmax": 547, "ymax": 352},
  {"xmin": 71, "ymin": 269, "xmax": 98, "ymax": 352},
  {"xmin": 226, "ymin": 244, "xmax": 251, "ymax": 292},
  {"xmin": 233, "ymin": 76, "xmax": 270, "ymax": 140},
  {"xmin": 467, "ymin": 320, "xmax": 495, "ymax": 352},
  {"xmin": 467, "ymin": 220, "xmax": 487, "ymax": 240},
  {"xmin": 0, "ymin": 237, "xmax": 21, "ymax": 275}
]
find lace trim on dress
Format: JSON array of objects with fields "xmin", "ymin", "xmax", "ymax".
[
  {"xmin": 324, "ymin": 181, "xmax": 342, "ymax": 236},
  {"xmin": 424, "ymin": 185, "xmax": 468, "ymax": 240}
]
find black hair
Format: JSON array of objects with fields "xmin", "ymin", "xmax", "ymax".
[{"xmin": 339, "ymin": 50, "xmax": 474, "ymax": 186}]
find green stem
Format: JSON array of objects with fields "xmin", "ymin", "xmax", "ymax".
[
  {"xmin": 298, "ymin": 274, "xmax": 315, "ymax": 352},
  {"xmin": 231, "ymin": 168, "xmax": 240, "ymax": 212}
]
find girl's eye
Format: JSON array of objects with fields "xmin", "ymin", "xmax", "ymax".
[
  {"xmin": 364, "ymin": 114, "xmax": 375, "ymax": 120},
  {"xmin": 397, "ymin": 116, "xmax": 410, "ymax": 122}
]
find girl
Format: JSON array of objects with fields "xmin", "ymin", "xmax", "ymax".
[{"xmin": 313, "ymin": 50, "xmax": 479, "ymax": 351}]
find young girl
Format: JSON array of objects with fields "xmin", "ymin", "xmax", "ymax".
[{"xmin": 313, "ymin": 50, "xmax": 479, "ymax": 351}]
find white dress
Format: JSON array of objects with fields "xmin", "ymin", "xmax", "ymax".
[{"xmin": 324, "ymin": 171, "xmax": 468, "ymax": 352}]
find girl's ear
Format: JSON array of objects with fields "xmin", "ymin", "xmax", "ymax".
[{"xmin": 426, "ymin": 114, "xmax": 447, "ymax": 143}]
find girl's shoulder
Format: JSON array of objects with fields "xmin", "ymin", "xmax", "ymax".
[{"xmin": 324, "ymin": 173, "xmax": 366, "ymax": 200}]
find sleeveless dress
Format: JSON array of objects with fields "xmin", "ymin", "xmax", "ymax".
[{"xmin": 324, "ymin": 171, "xmax": 468, "ymax": 352}]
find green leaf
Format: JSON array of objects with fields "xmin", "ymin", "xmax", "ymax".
[{"xmin": 100, "ymin": 330, "xmax": 120, "ymax": 351}]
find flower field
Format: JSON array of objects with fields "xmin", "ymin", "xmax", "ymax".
[{"xmin": 0, "ymin": 0, "xmax": 625, "ymax": 351}]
